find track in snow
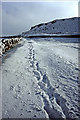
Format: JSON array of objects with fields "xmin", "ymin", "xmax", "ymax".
[
  {"xmin": 2, "ymin": 38, "xmax": 80, "ymax": 119},
  {"xmin": 27, "ymin": 40, "xmax": 76, "ymax": 118}
]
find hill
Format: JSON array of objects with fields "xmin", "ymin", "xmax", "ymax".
[{"xmin": 22, "ymin": 17, "xmax": 80, "ymax": 37}]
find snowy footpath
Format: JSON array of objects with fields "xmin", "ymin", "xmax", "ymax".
[{"xmin": 1, "ymin": 38, "xmax": 80, "ymax": 119}]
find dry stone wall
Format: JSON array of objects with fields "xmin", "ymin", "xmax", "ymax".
[{"xmin": 0, "ymin": 37, "xmax": 22, "ymax": 56}]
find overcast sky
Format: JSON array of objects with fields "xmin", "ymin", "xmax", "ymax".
[{"xmin": 2, "ymin": 1, "xmax": 78, "ymax": 36}]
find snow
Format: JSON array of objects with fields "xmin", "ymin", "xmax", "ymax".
[
  {"xmin": 22, "ymin": 17, "xmax": 80, "ymax": 37},
  {"xmin": 1, "ymin": 37, "xmax": 80, "ymax": 119}
]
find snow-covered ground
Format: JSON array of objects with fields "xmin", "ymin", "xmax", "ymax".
[{"xmin": 1, "ymin": 37, "xmax": 80, "ymax": 119}]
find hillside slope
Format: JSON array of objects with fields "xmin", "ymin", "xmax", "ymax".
[{"xmin": 22, "ymin": 17, "xmax": 80, "ymax": 37}]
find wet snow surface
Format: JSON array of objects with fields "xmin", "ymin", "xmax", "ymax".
[{"xmin": 1, "ymin": 38, "xmax": 80, "ymax": 119}]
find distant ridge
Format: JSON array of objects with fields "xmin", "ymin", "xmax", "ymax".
[
  {"xmin": 0, "ymin": 35, "xmax": 21, "ymax": 39},
  {"xmin": 22, "ymin": 17, "xmax": 80, "ymax": 37},
  {"xmin": 30, "ymin": 17, "xmax": 79, "ymax": 30}
]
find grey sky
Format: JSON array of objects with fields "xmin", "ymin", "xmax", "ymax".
[{"xmin": 2, "ymin": 1, "xmax": 78, "ymax": 36}]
